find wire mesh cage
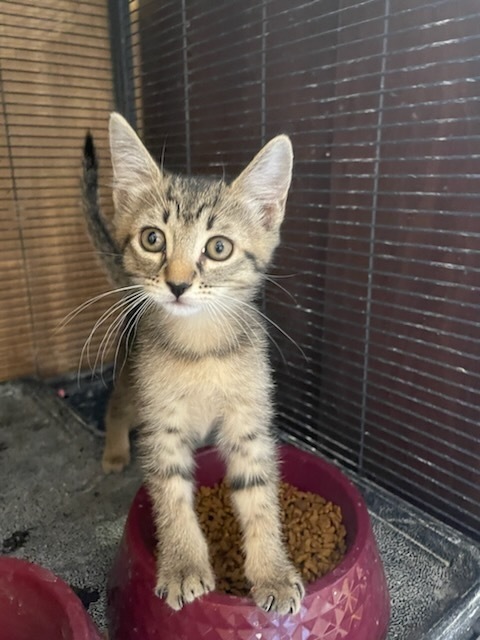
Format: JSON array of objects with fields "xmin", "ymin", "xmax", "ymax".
[
  {"xmin": 102, "ymin": 1, "xmax": 480, "ymax": 636},
  {"xmin": 121, "ymin": 0, "xmax": 480, "ymax": 541},
  {"xmin": 0, "ymin": 1, "xmax": 479, "ymax": 639}
]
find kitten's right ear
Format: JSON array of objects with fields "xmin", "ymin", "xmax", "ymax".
[
  {"xmin": 109, "ymin": 112, "xmax": 160, "ymax": 189},
  {"xmin": 231, "ymin": 135, "xmax": 293, "ymax": 231}
]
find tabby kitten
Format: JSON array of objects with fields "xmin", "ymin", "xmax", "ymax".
[{"xmin": 83, "ymin": 113, "xmax": 304, "ymax": 614}]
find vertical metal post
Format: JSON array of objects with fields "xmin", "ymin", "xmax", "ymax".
[
  {"xmin": 108, "ymin": 0, "xmax": 137, "ymax": 128},
  {"xmin": 181, "ymin": 0, "xmax": 191, "ymax": 174},
  {"xmin": 261, "ymin": 0, "xmax": 267, "ymax": 146},
  {"xmin": 260, "ymin": 0, "xmax": 268, "ymax": 314},
  {"xmin": 358, "ymin": 0, "xmax": 390, "ymax": 473}
]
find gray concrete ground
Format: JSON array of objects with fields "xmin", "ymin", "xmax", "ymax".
[
  {"xmin": 0, "ymin": 379, "xmax": 141, "ymax": 632},
  {"xmin": 0, "ymin": 379, "xmax": 479, "ymax": 639}
]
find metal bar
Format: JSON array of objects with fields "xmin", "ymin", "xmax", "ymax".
[
  {"xmin": 108, "ymin": 0, "xmax": 136, "ymax": 126},
  {"xmin": 181, "ymin": 0, "xmax": 191, "ymax": 175},
  {"xmin": 359, "ymin": 0, "xmax": 390, "ymax": 473},
  {"xmin": 260, "ymin": 0, "xmax": 267, "ymax": 146}
]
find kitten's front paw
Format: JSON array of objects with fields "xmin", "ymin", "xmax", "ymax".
[
  {"xmin": 251, "ymin": 569, "xmax": 305, "ymax": 615},
  {"xmin": 155, "ymin": 563, "xmax": 215, "ymax": 610}
]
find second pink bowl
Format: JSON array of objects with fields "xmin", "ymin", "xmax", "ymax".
[{"xmin": 0, "ymin": 556, "xmax": 102, "ymax": 640}]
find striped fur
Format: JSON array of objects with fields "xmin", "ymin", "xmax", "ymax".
[{"xmin": 82, "ymin": 112, "xmax": 304, "ymax": 614}]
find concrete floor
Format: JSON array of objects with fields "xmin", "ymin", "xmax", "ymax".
[
  {"xmin": 1, "ymin": 378, "xmax": 479, "ymax": 639},
  {"xmin": 0, "ymin": 379, "xmax": 141, "ymax": 632}
]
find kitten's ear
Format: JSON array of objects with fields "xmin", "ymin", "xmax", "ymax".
[
  {"xmin": 232, "ymin": 135, "xmax": 293, "ymax": 229},
  {"xmin": 109, "ymin": 112, "xmax": 160, "ymax": 188}
]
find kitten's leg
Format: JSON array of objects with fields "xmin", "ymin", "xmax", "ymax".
[
  {"xmin": 141, "ymin": 423, "xmax": 215, "ymax": 610},
  {"xmin": 102, "ymin": 363, "xmax": 136, "ymax": 473},
  {"xmin": 217, "ymin": 416, "xmax": 305, "ymax": 615}
]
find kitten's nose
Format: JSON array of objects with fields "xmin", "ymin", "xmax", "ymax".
[{"xmin": 167, "ymin": 281, "xmax": 191, "ymax": 299}]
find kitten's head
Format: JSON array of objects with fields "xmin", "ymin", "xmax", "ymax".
[{"xmin": 109, "ymin": 113, "xmax": 292, "ymax": 318}]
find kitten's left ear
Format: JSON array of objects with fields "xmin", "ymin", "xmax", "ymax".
[{"xmin": 232, "ymin": 135, "xmax": 293, "ymax": 230}]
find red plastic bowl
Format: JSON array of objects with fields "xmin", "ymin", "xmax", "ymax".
[
  {"xmin": 107, "ymin": 444, "xmax": 390, "ymax": 639},
  {"xmin": 0, "ymin": 556, "xmax": 102, "ymax": 640}
]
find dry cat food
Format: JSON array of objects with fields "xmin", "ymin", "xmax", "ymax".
[{"xmin": 195, "ymin": 481, "xmax": 347, "ymax": 596}]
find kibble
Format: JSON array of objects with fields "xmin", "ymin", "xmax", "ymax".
[{"xmin": 195, "ymin": 481, "xmax": 347, "ymax": 596}]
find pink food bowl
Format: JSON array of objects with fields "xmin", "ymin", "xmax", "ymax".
[
  {"xmin": 0, "ymin": 556, "xmax": 102, "ymax": 640},
  {"xmin": 107, "ymin": 444, "xmax": 390, "ymax": 639}
]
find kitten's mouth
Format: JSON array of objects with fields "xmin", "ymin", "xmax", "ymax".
[{"xmin": 164, "ymin": 298, "xmax": 200, "ymax": 317}]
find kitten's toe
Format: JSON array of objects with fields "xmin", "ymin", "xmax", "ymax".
[
  {"xmin": 101, "ymin": 450, "xmax": 130, "ymax": 474},
  {"xmin": 182, "ymin": 572, "xmax": 214, "ymax": 602},
  {"xmin": 155, "ymin": 565, "xmax": 215, "ymax": 610},
  {"xmin": 251, "ymin": 570, "xmax": 305, "ymax": 615}
]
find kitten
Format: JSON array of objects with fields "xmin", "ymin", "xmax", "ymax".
[{"xmin": 82, "ymin": 113, "xmax": 305, "ymax": 614}]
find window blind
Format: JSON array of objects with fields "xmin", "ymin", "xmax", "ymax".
[
  {"xmin": 0, "ymin": 0, "xmax": 116, "ymax": 379},
  {"xmin": 126, "ymin": 0, "xmax": 480, "ymax": 540}
]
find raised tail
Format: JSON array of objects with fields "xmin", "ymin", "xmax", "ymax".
[{"xmin": 82, "ymin": 132, "xmax": 128, "ymax": 287}]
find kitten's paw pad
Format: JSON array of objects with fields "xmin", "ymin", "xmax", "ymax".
[
  {"xmin": 252, "ymin": 574, "xmax": 305, "ymax": 615},
  {"xmin": 101, "ymin": 451, "xmax": 130, "ymax": 474},
  {"xmin": 155, "ymin": 566, "xmax": 215, "ymax": 610}
]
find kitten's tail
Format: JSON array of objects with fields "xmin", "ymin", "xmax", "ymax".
[{"xmin": 82, "ymin": 133, "xmax": 127, "ymax": 287}]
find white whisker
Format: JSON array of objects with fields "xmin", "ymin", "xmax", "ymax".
[
  {"xmin": 112, "ymin": 297, "xmax": 153, "ymax": 379},
  {"xmin": 57, "ymin": 284, "xmax": 143, "ymax": 332},
  {"xmin": 215, "ymin": 296, "xmax": 287, "ymax": 365},
  {"xmin": 264, "ymin": 275, "xmax": 297, "ymax": 304},
  {"xmin": 217, "ymin": 292, "xmax": 307, "ymax": 362},
  {"xmin": 205, "ymin": 299, "xmax": 241, "ymax": 351},
  {"xmin": 86, "ymin": 293, "xmax": 143, "ymax": 368},
  {"xmin": 94, "ymin": 298, "xmax": 145, "ymax": 387},
  {"xmin": 76, "ymin": 291, "xmax": 144, "ymax": 386},
  {"xmin": 212, "ymin": 297, "xmax": 256, "ymax": 352},
  {"xmin": 96, "ymin": 295, "xmax": 146, "ymax": 374},
  {"xmin": 264, "ymin": 271, "xmax": 300, "ymax": 279}
]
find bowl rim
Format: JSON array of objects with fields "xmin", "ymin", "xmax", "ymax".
[
  {"xmin": 125, "ymin": 443, "xmax": 372, "ymax": 609},
  {"xmin": 0, "ymin": 556, "xmax": 98, "ymax": 638}
]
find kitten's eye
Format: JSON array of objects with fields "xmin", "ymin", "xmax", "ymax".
[
  {"xmin": 140, "ymin": 227, "xmax": 166, "ymax": 253},
  {"xmin": 204, "ymin": 236, "xmax": 234, "ymax": 261}
]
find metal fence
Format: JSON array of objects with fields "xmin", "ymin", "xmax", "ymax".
[{"xmin": 112, "ymin": 0, "xmax": 480, "ymax": 540}]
